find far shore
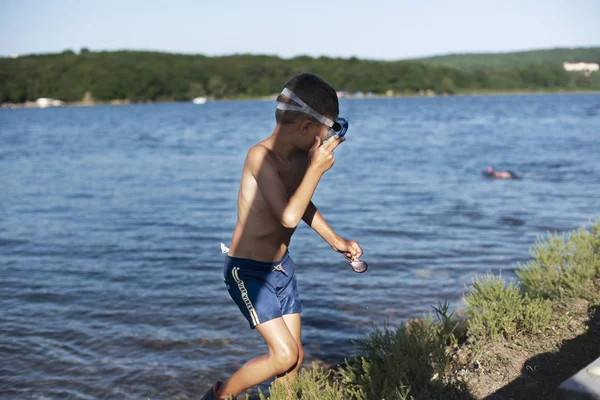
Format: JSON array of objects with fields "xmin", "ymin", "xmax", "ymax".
[{"xmin": 2, "ymin": 89, "xmax": 600, "ymax": 110}]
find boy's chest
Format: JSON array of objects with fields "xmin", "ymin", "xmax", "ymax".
[{"xmin": 276, "ymin": 159, "xmax": 307, "ymax": 195}]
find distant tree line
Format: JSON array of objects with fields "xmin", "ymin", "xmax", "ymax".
[
  {"xmin": 412, "ymin": 47, "xmax": 600, "ymax": 69},
  {"xmin": 1, "ymin": 49, "xmax": 599, "ymax": 103}
]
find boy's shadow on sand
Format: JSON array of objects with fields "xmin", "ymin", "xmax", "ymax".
[{"xmin": 487, "ymin": 303, "xmax": 600, "ymax": 400}]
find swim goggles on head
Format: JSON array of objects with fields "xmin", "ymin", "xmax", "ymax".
[{"xmin": 276, "ymin": 88, "xmax": 348, "ymax": 140}]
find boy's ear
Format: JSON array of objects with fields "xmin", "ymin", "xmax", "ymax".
[{"xmin": 299, "ymin": 119, "xmax": 313, "ymax": 133}]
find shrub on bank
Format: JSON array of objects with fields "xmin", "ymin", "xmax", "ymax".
[
  {"xmin": 464, "ymin": 275, "xmax": 552, "ymax": 341},
  {"xmin": 338, "ymin": 316, "xmax": 459, "ymax": 400},
  {"xmin": 516, "ymin": 221, "xmax": 600, "ymax": 300},
  {"xmin": 259, "ymin": 363, "xmax": 347, "ymax": 400},
  {"xmin": 261, "ymin": 218, "xmax": 599, "ymax": 399}
]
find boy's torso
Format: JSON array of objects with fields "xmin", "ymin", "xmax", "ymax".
[{"xmin": 229, "ymin": 142, "xmax": 308, "ymax": 262}]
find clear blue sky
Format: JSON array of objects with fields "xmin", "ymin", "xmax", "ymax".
[{"xmin": 1, "ymin": 0, "xmax": 598, "ymax": 59}]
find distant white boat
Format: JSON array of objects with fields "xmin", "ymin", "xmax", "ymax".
[
  {"xmin": 192, "ymin": 97, "xmax": 207, "ymax": 104},
  {"xmin": 36, "ymin": 98, "xmax": 64, "ymax": 108}
]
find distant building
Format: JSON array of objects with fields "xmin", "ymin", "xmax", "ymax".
[
  {"xmin": 563, "ymin": 62, "xmax": 599, "ymax": 72},
  {"xmin": 36, "ymin": 98, "xmax": 64, "ymax": 108}
]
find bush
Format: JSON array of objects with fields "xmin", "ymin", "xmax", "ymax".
[
  {"xmin": 338, "ymin": 316, "xmax": 464, "ymax": 400},
  {"xmin": 260, "ymin": 219, "xmax": 600, "ymax": 399},
  {"xmin": 516, "ymin": 220, "xmax": 600, "ymax": 300},
  {"xmin": 259, "ymin": 363, "xmax": 347, "ymax": 400},
  {"xmin": 465, "ymin": 275, "xmax": 552, "ymax": 341}
]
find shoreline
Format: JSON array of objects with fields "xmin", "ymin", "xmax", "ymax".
[
  {"xmin": 259, "ymin": 220, "xmax": 600, "ymax": 400},
  {"xmin": 2, "ymin": 89, "xmax": 600, "ymax": 110}
]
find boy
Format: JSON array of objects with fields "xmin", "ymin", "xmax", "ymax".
[{"xmin": 202, "ymin": 73, "xmax": 363, "ymax": 399}]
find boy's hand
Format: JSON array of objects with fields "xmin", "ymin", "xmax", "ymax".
[
  {"xmin": 308, "ymin": 135, "xmax": 344, "ymax": 175},
  {"xmin": 333, "ymin": 238, "xmax": 363, "ymax": 261}
]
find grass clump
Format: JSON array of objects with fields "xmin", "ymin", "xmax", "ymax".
[
  {"xmin": 263, "ymin": 308, "xmax": 466, "ymax": 399},
  {"xmin": 338, "ymin": 314, "xmax": 467, "ymax": 400},
  {"xmin": 260, "ymin": 219, "xmax": 599, "ymax": 399},
  {"xmin": 259, "ymin": 363, "xmax": 347, "ymax": 400},
  {"xmin": 516, "ymin": 220, "xmax": 600, "ymax": 300},
  {"xmin": 464, "ymin": 275, "xmax": 552, "ymax": 341}
]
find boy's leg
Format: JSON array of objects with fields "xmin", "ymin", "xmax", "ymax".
[
  {"xmin": 218, "ymin": 317, "xmax": 299, "ymax": 398},
  {"xmin": 275, "ymin": 313, "xmax": 303, "ymax": 384}
]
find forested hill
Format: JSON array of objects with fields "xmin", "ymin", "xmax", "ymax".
[
  {"xmin": 1, "ymin": 48, "xmax": 599, "ymax": 103},
  {"xmin": 410, "ymin": 47, "xmax": 600, "ymax": 69}
]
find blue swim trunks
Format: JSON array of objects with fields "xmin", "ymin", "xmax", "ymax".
[{"xmin": 223, "ymin": 251, "xmax": 302, "ymax": 329}]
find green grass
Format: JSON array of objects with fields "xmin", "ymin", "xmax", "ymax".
[
  {"xmin": 260, "ymin": 218, "xmax": 600, "ymax": 399},
  {"xmin": 464, "ymin": 275, "xmax": 553, "ymax": 341},
  {"xmin": 516, "ymin": 220, "xmax": 600, "ymax": 300},
  {"xmin": 258, "ymin": 363, "xmax": 347, "ymax": 400},
  {"xmin": 339, "ymin": 317, "xmax": 460, "ymax": 400},
  {"xmin": 263, "ymin": 315, "xmax": 468, "ymax": 400}
]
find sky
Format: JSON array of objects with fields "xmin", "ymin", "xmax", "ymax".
[{"xmin": 1, "ymin": 0, "xmax": 599, "ymax": 60}]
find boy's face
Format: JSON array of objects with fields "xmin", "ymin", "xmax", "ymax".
[
  {"xmin": 299, "ymin": 119, "xmax": 335, "ymax": 151},
  {"xmin": 316, "ymin": 120, "xmax": 334, "ymax": 142}
]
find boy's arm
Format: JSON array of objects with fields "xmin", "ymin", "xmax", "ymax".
[
  {"xmin": 303, "ymin": 201, "xmax": 363, "ymax": 261},
  {"xmin": 302, "ymin": 201, "xmax": 342, "ymax": 249},
  {"xmin": 246, "ymin": 137, "xmax": 342, "ymax": 229}
]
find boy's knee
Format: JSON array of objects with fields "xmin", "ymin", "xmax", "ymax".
[
  {"xmin": 271, "ymin": 341, "xmax": 299, "ymax": 374},
  {"xmin": 297, "ymin": 345, "xmax": 304, "ymax": 365}
]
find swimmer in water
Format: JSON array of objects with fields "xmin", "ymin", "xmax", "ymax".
[{"xmin": 484, "ymin": 166, "xmax": 518, "ymax": 180}]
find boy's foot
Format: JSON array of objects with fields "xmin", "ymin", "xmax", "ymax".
[{"xmin": 201, "ymin": 381, "xmax": 228, "ymax": 400}]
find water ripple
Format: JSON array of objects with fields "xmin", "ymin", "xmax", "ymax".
[{"xmin": 1, "ymin": 95, "xmax": 599, "ymax": 398}]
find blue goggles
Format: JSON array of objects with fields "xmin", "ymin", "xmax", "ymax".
[{"xmin": 326, "ymin": 117, "xmax": 348, "ymax": 140}]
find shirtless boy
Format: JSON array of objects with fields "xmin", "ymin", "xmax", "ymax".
[{"xmin": 202, "ymin": 73, "xmax": 363, "ymax": 399}]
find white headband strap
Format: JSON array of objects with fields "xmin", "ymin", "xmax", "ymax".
[{"xmin": 276, "ymin": 88, "xmax": 334, "ymax": 127}]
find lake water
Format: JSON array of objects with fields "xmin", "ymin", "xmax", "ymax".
[{"xmin": 1, "ymin": 94, "xmax": 599, "ymax": 399}]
